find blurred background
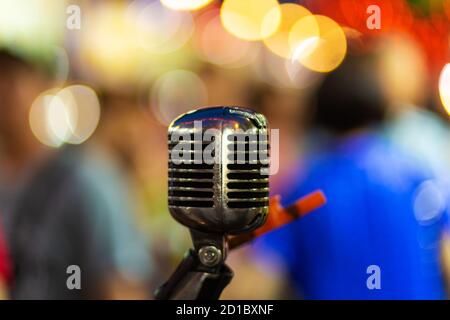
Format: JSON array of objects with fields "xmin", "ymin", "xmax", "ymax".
[{"xmin": 0, "ymin": 0, "xmax": 449, "ymax": 299}]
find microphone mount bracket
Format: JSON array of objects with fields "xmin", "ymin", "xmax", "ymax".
[{"xmin": 154, "ymin": 230, "xmax": 233, "ymax": 300}]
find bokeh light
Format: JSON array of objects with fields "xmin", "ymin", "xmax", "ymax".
[
  {"xmin": 29, "ymin": 89, "xmax": 67, "ymax": 148},
  {"xmin": 289, "ymin": 15, "xmax": 347, "ymax": 73},
  {"xmin": 161, "ymin": 0, "xmax": 213, "ymax": 11},
  {"xmin": 413, "ymin": 180, "xmax": 446, "ymax": 225},
  {"xmin": 29, "ymin": 85, "xmax": 101, "ymax": 147},
  {"xmin": 195, "ymin": 9, "xmax": 257, "ymax": 68},
  {"xmin": 0, "ymin": 0, "xmax": 66, "ymax": 57},
  {"xmin": 252, "ymin": 46, "xmax": 321, "ymax": 89},
  {"xmin": 220, "ymin": 0, "xmax": 281, "ymax": 41},
  {"xmin": 47, "ymin": 93, "xmax": 75, "ymax": 144},
  {"xmin": 59, "ymin": 85, "xmax": 101, "ymax": 144},
  {"xmin": 130, "ymin": 0, "xmax": 194, "ymax": 54},
  {"xmin": 150, "ymin": 70, "xmax": 208, "ymax": 125},
  {"xmin": 263, "ymin": 3, "xmax": 312, "ymax": 59},
  {"xmin": 439, "ymin": 63, "xmax": 450, "ymax": 116},
  {"xmin": 79, "ymin": 2, "xmax": 140, "ymax": 83},
  {"xmin": 77, "ymin": 0, "xmax": 195, "ymax": 86}
]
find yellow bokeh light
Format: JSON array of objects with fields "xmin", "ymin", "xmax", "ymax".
[
  {"xmin": 263, "ymin": 3, "xmax": 312, "ymax": 58},
  {"xmin": 47, "ymin": 93, "xmax": 76, "ymax": 144},
  {"xmin": 289, "ymin": 15, "xmax": 347, "ymax": 73},
  {"xmin": 439, "ymin": 63, "xmax": 450, "ymax": 116},
  {"xmin": 80, "ymin": 2, "xmax": 139, "ymax": 81},
  {"xmin": 29, "ymin": 85, "xmax": 101, "ymax": 147},
  {"xmin": 30, "ymin": 89, "xmax": 66, "ymax": 148},
  {"xmin": 161, "ymin": 0, "xmax": 213, "ymax": 11},
  {"xmin": 58, "ymin": 85, "xmax": 101, "ymax": 145},
  {"xmin": 220, "ymin": 0, "xmax": 281, "ymax": 41},
  {"xmin": 78, "ymin": 1, "xmax": 194, "ymax": 85}
]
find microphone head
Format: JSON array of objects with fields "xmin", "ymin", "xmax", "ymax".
[{"xmin": 168, "ymin": 106, "xmax": 269, "ymax": 235}]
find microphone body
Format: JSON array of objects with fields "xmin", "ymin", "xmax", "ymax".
[
  {"xmin": 157, "ymin": 106, "xmax": 325, "ymax": 300},
  {"xmin": 168, "ymin": 106, "xmax": 270, "ymax": 237},
  {"xmin": 157, "ymin": 106, "xmax": 270, "ymax": 299}
]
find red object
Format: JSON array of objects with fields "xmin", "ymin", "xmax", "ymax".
[
  {"xmin": 254, "ymin": 190, "xmax": 327, "ymax": 237},
  {"xmin": 304, "ymin": 0, "xmax": 413, "ymax": 34},
  {"xmin": 0, "ymin": 221, "xmax": 11, "ymax": 284},
  {"xmin": 445, "ymin": 0, "xmax": 450, "ymax": 20},
  {"xmin": 340, "ymin": 0, "xmax": 413, "ymax": 34},
  {"xmin": 300, "ymin": 0, "xmax": 448, "ymax": 98},
  {"xmin": 304, "ymin": 0, "xmax": 347, "ymax": 25},
  {"xmin": 229, "ymin": 190, "xmax": 327, "ymax": 249},
  {"xmin": 412, "ymin": 17, "xmax": 450, "ymax": 82}
]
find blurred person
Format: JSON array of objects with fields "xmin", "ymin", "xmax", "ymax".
[
  {"xmin": 219, "ymin": 84, "xmax": 307, "ymax": 299},
  {"xmin": 377, "ymin": 35, "xmax": 450, "ymax": 175},
  {"xmin": 245, "ymin": 83, "xmax": 306, "ymax": 195},
  {"xmin": 253, "ymin": 54, "xmax": 450, "ymax": 299},
  {"xmin": 94, "ymin": 92, "xmax": 186, "ymax": 288},
  {"xmin": 0, "ymin": 49, "xmax": 152, "ymax": 299},
  {"xmin": 223, "ymin": 80, "xmax": 333, "ymax": 299},
  {"xmin": 377, "ymin": 35, "xmax": 450, "ymax": 295}
]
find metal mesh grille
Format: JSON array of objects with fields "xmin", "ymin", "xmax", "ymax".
[
  {"xmin": 226, "ymin": 131, "xmax": 269, "ymax": 209},
  {"xmin": 168, "ymin": 132, "xmax": 215, "ymax": 208}
]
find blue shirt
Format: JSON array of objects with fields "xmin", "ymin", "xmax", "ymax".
[{"xmin": 255, "ymin": 132, "xmax": 449, "ymax": 299}]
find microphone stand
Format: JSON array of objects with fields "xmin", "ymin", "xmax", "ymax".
[
  {"xmin": 154, "ymin": 230, "xmax": 233, "ymax": 300},
  {"xmin": 154, "ymin": 191, "xmax": 327, "ymax": 300}
]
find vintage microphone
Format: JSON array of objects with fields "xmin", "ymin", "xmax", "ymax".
[{"xmin": 155, "ymin": 106, "xmax": 326, "ymax": 300}]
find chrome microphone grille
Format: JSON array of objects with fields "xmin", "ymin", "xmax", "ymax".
[
  {"xmin": 168, "ymin": 131, "xmax": 215, "ymax": 208},
  {"xmin": 167, "ymin": 106, "xmax": 269, "ymax": 234},
  {"xmin": 225, "ymin": 131, "xmax": 269, "ymax": 209}
]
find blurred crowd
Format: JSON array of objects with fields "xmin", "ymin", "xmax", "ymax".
[{"xmin": 0, "ymin": 0, "xmax": 449, "ymax": 299}]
